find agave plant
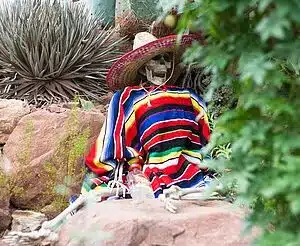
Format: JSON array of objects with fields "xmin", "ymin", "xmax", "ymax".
[
  {"xmin": 181, "ymin": 64, "xmax": 212, "ymax": 96},
  {"xmin": 0, "ymin": 0, "xmax": 125, "ymax": 106}
]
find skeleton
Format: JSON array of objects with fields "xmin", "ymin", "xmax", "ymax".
[{"xmin": 2, "ymin": 53, "xmax": 222, "ymax": 245}]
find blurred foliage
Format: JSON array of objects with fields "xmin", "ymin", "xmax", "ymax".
[
  {"xmin": 0, "ymin": 0, "xmax": 124, "ymax": 107},
  {"xmin": 159, "ymin": 0, "xmax": 300, "ymax": 245}
]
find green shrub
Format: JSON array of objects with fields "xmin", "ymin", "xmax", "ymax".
[
  {"xmin": 0, "ymin": 0, "xmax": 124, "ymax": 106},
  {"xmin": 159, "ymin": 0, "xmax": 300, "ymax": 245},
  {"xmin": 42, "ymin": 100, "xmax": 90, "ymax": 213}
]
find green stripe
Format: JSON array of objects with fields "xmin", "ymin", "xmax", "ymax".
[
  {"xmin": 82, "ymin": 182, "xmax": 92, "ymax": 192},
  {"xmin": 82, "ymin": 181, "xmax": 108, "ymax": 193},
  {"xmin": 149, "ymin": 147, "xmax": 183, "ymax": 158}
]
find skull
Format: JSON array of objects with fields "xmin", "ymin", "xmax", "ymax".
[{"xmin": 139, "ymin": 53, "xmax": 173, "ymax": 85}]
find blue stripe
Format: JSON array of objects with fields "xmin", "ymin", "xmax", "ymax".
[
  {"xmin": 139, "ymin": 110, "xmax": 196, "ymax": 134},
  {"xmin": 103, "ymin": 91, "xmax": 122, "ymax": 161}
]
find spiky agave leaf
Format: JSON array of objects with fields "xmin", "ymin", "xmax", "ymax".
[{"xmin": 0, "ymin": 0, "xmax": 125, "ymax": 106}]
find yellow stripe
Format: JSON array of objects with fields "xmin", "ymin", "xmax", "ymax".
[
  {"xmin": 149, "ymin": 151, "xmax": 181, "ymax": 164},
  {"xmin": 191, "ymin": 98, "xmax": 209, "ymax": 124},
  {"xmin": 125, "ymin": 111, "xmax": 135, "ymax": 132},
  {"xmin": 92, "ymin": 121, "xmax": 113, "ymax": 171},
  {"xmin": 128, "ymin": 159, "xmax": 138, "ymax": 165},
  {"xmin": 94, "ymin": 186, "xmax": 106, "ymax": 191},
  {"xmin": 93, "ymin": 122, "xmax": 105, "ymax": 166},
  {"xmin": 182, "ymin": 149, "xmax": 203, "ymax": 159},
  {"xmin": 191, "ymin": 97, "xmax": 203, "ymax": 113}
]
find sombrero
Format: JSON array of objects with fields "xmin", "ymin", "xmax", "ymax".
[{"xmin": 106, "ymin": 32, "xmax": 204, "ymax": 91}]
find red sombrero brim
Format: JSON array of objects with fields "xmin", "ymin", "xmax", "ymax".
[{"xmin": 106, "ymin": 34, "xmax": 204, "ymax": 91}]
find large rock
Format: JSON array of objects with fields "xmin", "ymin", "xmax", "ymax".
[
  {"xmin": 3, "ymin": 108, "xmax": 105, "ymax": 210},
  {"xmin": 0, "ymin": 99, "xmax": 30, "ymax": 144},
  {"xmin": 58, "ymin": 199, "xmax": 258, "ymax": 246}
]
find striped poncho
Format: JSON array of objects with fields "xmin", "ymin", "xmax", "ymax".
[{"xmin": 81, "ymin": 85, "xmax": 211, "ymax": 198}]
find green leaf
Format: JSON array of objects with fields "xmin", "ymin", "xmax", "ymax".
[
  {"xmin": 238, "ymin": 52, "xmax": 274, "ymax": 85},
  {"xmin": 258, "ymin": 0, "xmax": 273, "ymax": 12},
  {"xmin": 288, "ymin": 194, "xmax": 300, "ymax": 215},
  {"xmin": 256, "ymin": 14, "xmax": 290, "ymax": 41}
]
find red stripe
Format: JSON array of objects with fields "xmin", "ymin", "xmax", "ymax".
[
  {"xmin": 144, "ymin": 130, "xmax": 198, "ymax": 150},
  {"xmin": 85, "ymin": 144, "xmax": 109, "ymax": 175},
  {"xmin": 147, "ymin": 164, "xmax": 202, "ymax": 190},
  {"xmin": 135, "ymin": 95, "xmax": 192, "ymax": 119},
  {"xmin": 199, "ymin": 118, "xmax": 210, "ymax": 141},
  {"xmin": 173, "ymin": 164, "xmax": 200, "ymax": 181},
  {"xmin": 125, "ymin": 111, "xmax": 138, "ymax": 146},
  {"xmin": 150, "ymin": 176, "xmax": 161, "ymax": 192},
  {"xmin": 114, "ymin": 88, "xmax": 130, "ymax": 159},
  {"xmin": 141, "ymin": 119, "xmax": 198, "ymax": 142}
]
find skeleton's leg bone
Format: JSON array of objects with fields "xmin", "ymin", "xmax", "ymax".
[
  {"xmin": 160, "ymin": 185, "xmax": 224, "ymax": 213},
  {"xmin": 170, "ymin": 187, "xmax": 207, "ymax": 199},
  {"xmin": 41, "ymin": 195, "xmax": 86, "ymax": 230},
  {"xmin": 179, "ymin": 191, "xmax": 222, "ymax": 200},
  {"xmin": 107, "ymin": 164, "xmax": 119, "ymax": 191},
  {"xmin": 163, "ymin": 186, "xmax": 206, "ymax": 200},
  {"xmin": 107, "ymin": 163, "xmax": 129, "ymax": 198},
  {"xmin": 42, "ymin": 187, "xmax": 129, "ymax": 231}
]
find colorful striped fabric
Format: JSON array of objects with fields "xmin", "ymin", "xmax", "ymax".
[{"xmin": 81, "ymin": 85, "xmax": 211, "ymax": 198}]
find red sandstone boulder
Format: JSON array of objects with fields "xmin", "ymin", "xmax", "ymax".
[
  {"xmin": 58, "ymin": 199, "xmax": 259, "ymax": 246},
  {"xmin": 3, "ymin": 108, "xmax": 105, "ymax": 211},
  {"xmin": 0, "ymin": 99, "xmax": 30, "ymax": 144}
]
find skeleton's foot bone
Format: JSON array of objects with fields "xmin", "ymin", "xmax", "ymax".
[
  {"xmin": 159, "ymin": 185, "xmax": 225, "ymax": 213},
  {"xmin": 158, "ymin": 194, "xmax": 178, "ymax": 213},
  {"xmin": 107, "ymin": 162, "xmax": 129, "ymax": 198},
  {"xmin": 107, "ymin": 180, "xmax": 129, "ymax": 198}
]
